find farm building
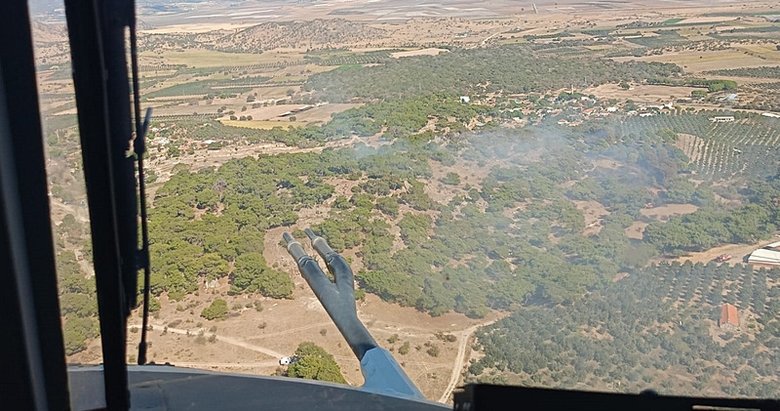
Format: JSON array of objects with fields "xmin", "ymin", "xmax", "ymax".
[
  {"xmin": 459, "ymin": 96, "xmax": 471, "ymax": 104},
  {"xmin": 719, "ymin": 303, "xmax": 739, "ymax": 329},
  {"xmin": 709, "ymin": 116, "xmax": 735, "ymax": 123},
  {"xmin": 279, "ymin": 105, "xmax": 314, "ymax": 117},
  {"xmin": 747, "ymin": 241, "xmax": 780, "ymax": 266}
]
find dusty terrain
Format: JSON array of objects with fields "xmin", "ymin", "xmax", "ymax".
[
  {"xmin": 667, "ymin": 237, "xmax": 780, "ymax": 265},
  {"xmin": 640, "ymin": 203, "xmax": 699, "ymax": 221},
  {"xmin": 74, "ymin": 282, "xmax": 502, "ymax": 401},
  {"xmin": 587, "ymin": 84, "xmax": 699, "ymax": 103}
]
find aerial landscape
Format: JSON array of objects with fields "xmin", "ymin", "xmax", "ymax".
[{"xmin": 32, "ymin": 0, "xmax": 779, "ymax": 402}]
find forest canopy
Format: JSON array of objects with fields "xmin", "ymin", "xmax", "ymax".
[{"xmin": 305, "ymin": 45, "xmax": 682, "ymax": 101}]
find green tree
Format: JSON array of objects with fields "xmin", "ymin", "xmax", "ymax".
[
  {"xmin": 201, "ymin": 298, "xmax": 228, "ymax": 320},
  {"xmin": 398, "ymin": 341, "xmax": 411, "ymax": 355},
  {"xmin": 286, "ymin": 342, "xmax": 347, "ymax": 384},
  {"xmin": 60, "ymin": 293, "xmax": 97, "ymax": 318},
  {"xmin": 375, "ymin": 196, "xmax": 399, "ymax": 217},
  {"xmin": 63, "ymin": 317, "xmax": 99, "ymax": 355},
  {"xmin": 442, "ymin": 172, "xmax": 461, "ymax": 185},
  {"xmin": 231, "ymin": 252, "xmax": 294, "ymax": 299}
]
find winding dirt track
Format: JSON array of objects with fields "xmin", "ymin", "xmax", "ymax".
[
  {"xmin": 171, "ymin": 361, "xmax": 279, "ymax": 368},
  {"xmin": 438, "ymin": 319, "xmax": 500, "ymax": 403},
  {"xmin": 130, "ymin": 323, "xmax": 286, "ymax": 359}
]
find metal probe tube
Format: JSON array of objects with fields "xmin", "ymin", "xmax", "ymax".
[{"xmin": 283, "ymin": 231, "xmax": 377, "ymax": 359}]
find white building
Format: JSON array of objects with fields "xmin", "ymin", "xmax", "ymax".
[
  {"xmin": 747, "ymin": 241, "xmax": 780, "ymax": 266},
  {"xmin": 459, "ymin": 96, "xmax": 471, "ymax": 104},
  {"xmin": 709, "ymin": 116, "xmax": 735, "ymax": 123}
]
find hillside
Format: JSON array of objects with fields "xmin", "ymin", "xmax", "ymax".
[{"xmin": 211, "ymin": 19, "xmax": 388, "ymax": 53}]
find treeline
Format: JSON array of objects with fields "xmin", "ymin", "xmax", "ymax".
[
  {"xmin": 58, "ymin": 250, "xmax": 99, "ymax": 355},
  {"xmin": 646, "ymin": 170, "xmax": 780, "ymax": 255},
  {"xmin": 151, "ymin": 94, "xmax": 490, "ymax": 156},
  {"xmin": 648, "ymin": 77, "xmax": 737, "ymax": 92},
  {"xmin": 309, "ymin": 95, "xmax": 491, "ymax": 140},
  {"xmin": 304, "ymin": 45, "xmax": 682, "ymax": 101},
  {"xmin": 471, "ymin": 262, "xmax": 780, "ymax": 398},
  {"xmin": 54, "ymin": 215, "xmax": 100, "ymax": 355},
  {"xmin": 645, "ymin": 203, "xmax": 778, "ymax": 255},
  {"xmin": 703, "ymin": 66, "xmax": 780, "ymax": 78}
]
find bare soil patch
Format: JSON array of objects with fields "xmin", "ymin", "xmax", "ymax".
[
  {"xmin": 625, "ymin": 221, "xmax": 649, "ymax": 240},
  {"xmin": 391, "ymin": 48, "xmax": 449, "ymax": 58},
  {"xmin": 141, "ymin": 23, "xmax": 256, "ymax": 34},
  {"xmin": 426, "ymin": 159, "xmax": 488, "ymax": 206},
  {"xmin": 592, "ymin": 158, "xmax": 622, "ymax": 170},
  {"xmin": 573, "ymin": 200, "xmax": 609, "ymax": 236},
  {"xmin": 586, "ymin": 84, "xmax": 699, "ymax": 103},
  {"xmin": 640, "ymin": 203, "xmax": 699, "ymax": 221},
  {"xmin": 291, "ymin": 103, "xmax": 362, "ymax": 123}
]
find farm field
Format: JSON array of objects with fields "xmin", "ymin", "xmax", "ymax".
[
  {"xmin": 141, "ymin": 49, "xmax": 305, "ymax": 67},
  {"xmin": 614, "ymin": 49, "xmax": 780, "ymax": 73},
  {"xmin": 220, "ymin": 119, "xmax": 308, "ymax": 130},
  {"xmin": 618, "ymin": 113, "xmax": 780, "ymax": 179},
  {"xmin": 586, "ymin": 84, "xmax": 699, "ymax": 103},
  {"xmin": 391, "ymin": 48, "xmax": 450, "ymax": 58}
]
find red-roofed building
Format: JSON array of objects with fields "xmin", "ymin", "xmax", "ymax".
[{"xmin": 719, "ymin": 303, "xmax": 739, "ymax": 329}]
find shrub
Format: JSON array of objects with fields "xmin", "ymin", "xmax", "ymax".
[{"xmin": 200, "ymin": 298, "xmax": 228, "ymax": 321}]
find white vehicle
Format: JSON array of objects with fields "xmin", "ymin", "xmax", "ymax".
[{"xmin": 279, "ymin": 356, "xmax": 300, "ymax": 366}]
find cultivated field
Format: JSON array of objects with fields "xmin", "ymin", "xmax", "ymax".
[
  {"xmin": 586, "ymin": 84, "xmax": 699, "ymax": 103},
  {"xmin": 615, "ymin": 49, "xmax": 780, "ymax": 73}
]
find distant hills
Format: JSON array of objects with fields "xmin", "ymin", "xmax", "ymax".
[{"xmin": 210, "ymin": 19, "xmax": 387, "ymax": 52}]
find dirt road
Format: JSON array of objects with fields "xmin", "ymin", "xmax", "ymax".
[
  {"xmin": 130, "ymin": 323, "xmax": 286, "ymax": 359},
  {"xmin": 660, "ymin": 236, "xmax": 780, "ymax": 266},
  {"xmin": 170, "ymin": 361, "xmax": 279, "ymax": 368},
  {"xmin": 479, "ymin": 30, "xmax": 505, "ymax": 47},
  {"xmin": 438, "ymin": 318, "xmax": 501, "ymax": 403}
]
